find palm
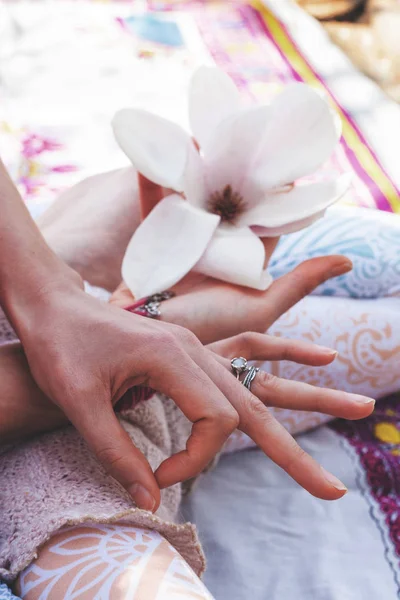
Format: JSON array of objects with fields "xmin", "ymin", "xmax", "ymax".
[
  {"xmin": 110, "ymin": 248, "xmax": 343, "ymax": 345},
  {"xmin": 168, "ymin": 270, "xmax": 278, "ymax": 343},
  {"xmin": 110, "ymin": 175, "xmax": 347, "ymax": 344}
]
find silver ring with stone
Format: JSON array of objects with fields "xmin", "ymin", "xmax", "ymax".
[
  {"xmin": 242, "ymin": 366, "xmax": 259, "ymax": 391},
  {"xmin": 231, "ymin": 357, "xmax": 248, "ymax": 379},
  {"xmin": 143, "ymin": 291, "xmax": 175, "ymax": 318}
]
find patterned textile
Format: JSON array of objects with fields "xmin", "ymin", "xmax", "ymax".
[
  {"xmin": 271, "ymin": 205, "xmax": 400, "ymax": 299},
  {"xmin": 0, "ymin": 585, "xmax": 19, "ymax": 600},
  {"xmin": 1, "ymin": 1, "xmax": 400, "ymax": 598},
  {"xmin": 331, "ymin": 394, "xmax": 400, "ymax": 587}
]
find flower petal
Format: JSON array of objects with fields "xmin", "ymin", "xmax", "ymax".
[
  {"xmin": 113, "ymin": 109, "xmax": 191, "ymax": 190},
  {"xmin": 194, "ymin": 225, "xmax": 272, "ymax": 290},
  {"xmin": 189, "ymin": 66, "xmax": 241, "ymax": 151},
  {"xmin": 251, "ymin": 210, "xmax": 326, "ymax": 237},
  {"xmin": 203, "ymin": 106, "xmax": 271, "ymax": 206},
  {"xmin": 122, "ymin": 194, "xmax": 220, "ymax": 298},
  {"xmin": 238, "ymin": 176, "xmax": 350, "ymax": 236},
  {"xmin": 250, "ymin": 83, "xmax": 342, "ymax": 189},
  {"xmin": 182, "ymin": 142, "xmax": 206, "ymax": 207}
]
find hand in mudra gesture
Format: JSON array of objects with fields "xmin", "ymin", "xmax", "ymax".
[{"xmin": 109, "ymin": 175, "xmax": 374, "ymax": 500}]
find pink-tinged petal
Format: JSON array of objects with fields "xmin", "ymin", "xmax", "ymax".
[
  {"xmin": 238, "ymin": 176, "xmax": 350, "ymax": 236},
  {"xmin": 203, "ymin": 106, "xmax": 271, "ymax": 206},
  {"xmin": 194, "ymin": 225, "xmax": 272, "ymax": 290},
  {"xmin": 250, "ymin": 83, "xmax": 342, "ymax": 189},
  {"xmin": 113, "ymin": 109, "xmax": 191, "ymax": 190},
  {"xmin": 122, "ymin": 194, "xmax": 220, "ymax": 298},
  {"xmin": 251, "ymin": 210, "xmax": 326, "ymax": 237},
  {"xmin": 189, "ymin": 67, "xmax": 241, "ymax": 151},
  {"xmin": 182, "ymin": 142, "xmax": 206, "ymax": 207}
]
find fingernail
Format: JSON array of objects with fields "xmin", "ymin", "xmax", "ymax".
[
  {"xmin": 329, "ymin": 261, "xmax": 353, "ymax": 277},
  {"xmin": 353, "ymin": 395, "xmax": 376, "ymax": 406},
  {"xmin": 321, "ymin": 466, "xmax": 347, "ymax": 493},
  {"xmin": 129, "ymin": 483, "xmax": 156, "ymax": 512},
  {"xmin": 316, "ymin": 346, "xmax": 338, "ymax": 356}
]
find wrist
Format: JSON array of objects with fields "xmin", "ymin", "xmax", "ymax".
[
  {"xmin": 0, "ymin": 342, "xmax": 67, "ymax": 443},
  {"xmin": 2, "ymin": 257, "xmax": 84, "ymax": 342},
  {"xmin": 0, "ymin": 159, "xmax": 84, "ymax": 335}
]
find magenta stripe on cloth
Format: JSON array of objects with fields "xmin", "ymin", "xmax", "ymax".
[
  {"xmin": 248, "ymin": 5, "xmax": 397, "ymax": 212},
  {"xmin": 148, "ymin": 0, "xmax": 398, "ymax": 211},
  {"xmin": 157, "ymin": 0, "xmax": 392, "ymax": 209}
]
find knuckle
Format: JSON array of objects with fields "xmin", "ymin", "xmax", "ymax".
[
  {"xmin": 205, "ymin": 405, "xmax": 239, "ymax": 434},
  {"xmin": 96, "ymin": 445, "xmax": 126, "ymax": 474},
  {"xmin": 218, "ymin": 407, "xmax": 240, "ymax": 433},
  {"xmin": 174, "ymin": 325, "xmax": 200, "ymax": 348},
  {"xmin": 152, "ymin": 325, "xmax": 200, "ymax": 355},
  {"xmin": 152, "ymin": 329, "xmax": 181, "ymax": 354},
  {"xmin": 241, "ymin": 394, "xmax": 272, "ymax": 429},
  {"xmin": 237, "ymin": 331, "xmax": 258, "ymax": 355},
  {"xmin": 257, "ymin": 370, "xmax": 281, "ymax": 392}
]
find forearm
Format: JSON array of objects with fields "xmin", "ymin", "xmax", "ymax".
[
  {"xmin": 0, "ymin": 159, "xmax": 81, "ymax": 335},
  {"xmin": 0, "ymin": 342, "xmax": 66, "ymax": 443}
]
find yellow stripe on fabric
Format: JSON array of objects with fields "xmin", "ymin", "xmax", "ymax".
[{"xmin": 252, "ymin": 0, "xmax": 400, "ymax": 212}]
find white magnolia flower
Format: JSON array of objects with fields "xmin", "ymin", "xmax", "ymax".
[{"xmin": 113, "ymin": 66, "xmax": 349, "ymax": 298}]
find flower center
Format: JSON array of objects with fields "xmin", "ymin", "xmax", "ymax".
[{"xmin": 208, "ymin": 185, "xmax": 246, "ymax": 223}]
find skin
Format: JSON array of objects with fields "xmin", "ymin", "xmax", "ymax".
[
  {"xmin": 1, "ymin": 158, "xmax": 278, "ymax": 512},
  {"xmin": 0, "ymin": 166, "xmax": 375, "ymax": 504},
  {"xmin": 0, "ymin": 328, "xmax": 374, "ymax": 502}
]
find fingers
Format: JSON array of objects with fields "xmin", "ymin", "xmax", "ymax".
[
  {"xmin": 192, "ymin": 349, "xmax": 351, "ymax": 500},
  {"xmin": 109, "ymin": 281, "xmax": 135, "ymax": 308},
  {"xmin": 142, "ymin": 331, "xmax": 239, "ymax": 488},
  {"xmin": 208, "ymin": 332, "xmax": 338, "ymax": 367},
  {"xmin": 206, "ymin": 331, "xmax": 375, "ymax": 499},
  {"xmin": 137, "ymin": 173, "xmax": 164, "ymax": 219},
  {"xmin": 210, "ymin": 331, "xmax": 375, "ymax": 420},
  {"xmin": 73, "ymin": 399, "xmax": 161, "ymax": 512},
  {"xmin": 247, "ymin": 369, "xmax": 375, "ymax": 420},
  {"xmin": 155, "ymin": 409, "xmax": 237, "ymax": 489},
  {"xmin": 263, "ymin": 255, "xmax": 353, "ymax": 328},
  {"xmin": 153, "ymin": 332, "xmax": 355, "ymax": 500},
  {"xmin": 237, "ymin": 405, "xmax": 347, "ymax": 500}
]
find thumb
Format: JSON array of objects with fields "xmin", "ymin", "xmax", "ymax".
[
  {"xmin": 109, "ymin": 281, "xmax": 136, "ymax": 308},
  {"xmin": 263, "ymin": 255, "xmax": 353, "ymax": 327},
  {"xmin": 76, "ymin": 399, "xmax": 160, "ymax": 512}
]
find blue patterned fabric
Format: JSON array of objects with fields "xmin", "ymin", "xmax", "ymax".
[
  {"xmin": 0, "ymin": 584, "xmax": 20, "ymax": 600},
  {"xmin": 270, "ymin": 206, "xmax": 400, "ymax": 299}
]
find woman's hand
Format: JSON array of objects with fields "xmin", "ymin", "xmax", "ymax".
[
  {"xmin": 111, "ymin": 255, "xmax": 351, "ymax": 344},
  {"xmin": 111, "ymin": 175, "xmax": 352, "ymax": 344},
  {"xmin": 0, "ymin": 161, "xmax": 276, "ymax": 513},
  {"xmin": 106, "ymin": 176, "xmax": 375, "ymax": 500},
  {"xmin": 3, "ymin": 167, "xmax": 369, "ymax": 507},
  {"xmin": 1, "ymin": 318, "xmax": 374, "ymax": 503},
  {"xmin": 15, "ymin": 285, "xmax": 255, "ymax": 512},
  {"xmin": 107, "ymin": 257, "xmax": 374, "ymax": 502},
  {"xmin": 203, "ymin": 332, "xmax": 375, "ymax": 499}
]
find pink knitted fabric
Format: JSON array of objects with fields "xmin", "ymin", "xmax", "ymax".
[{"xmin": 0, "ymin": 310, "xmax": 205, "ymax": 583}]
